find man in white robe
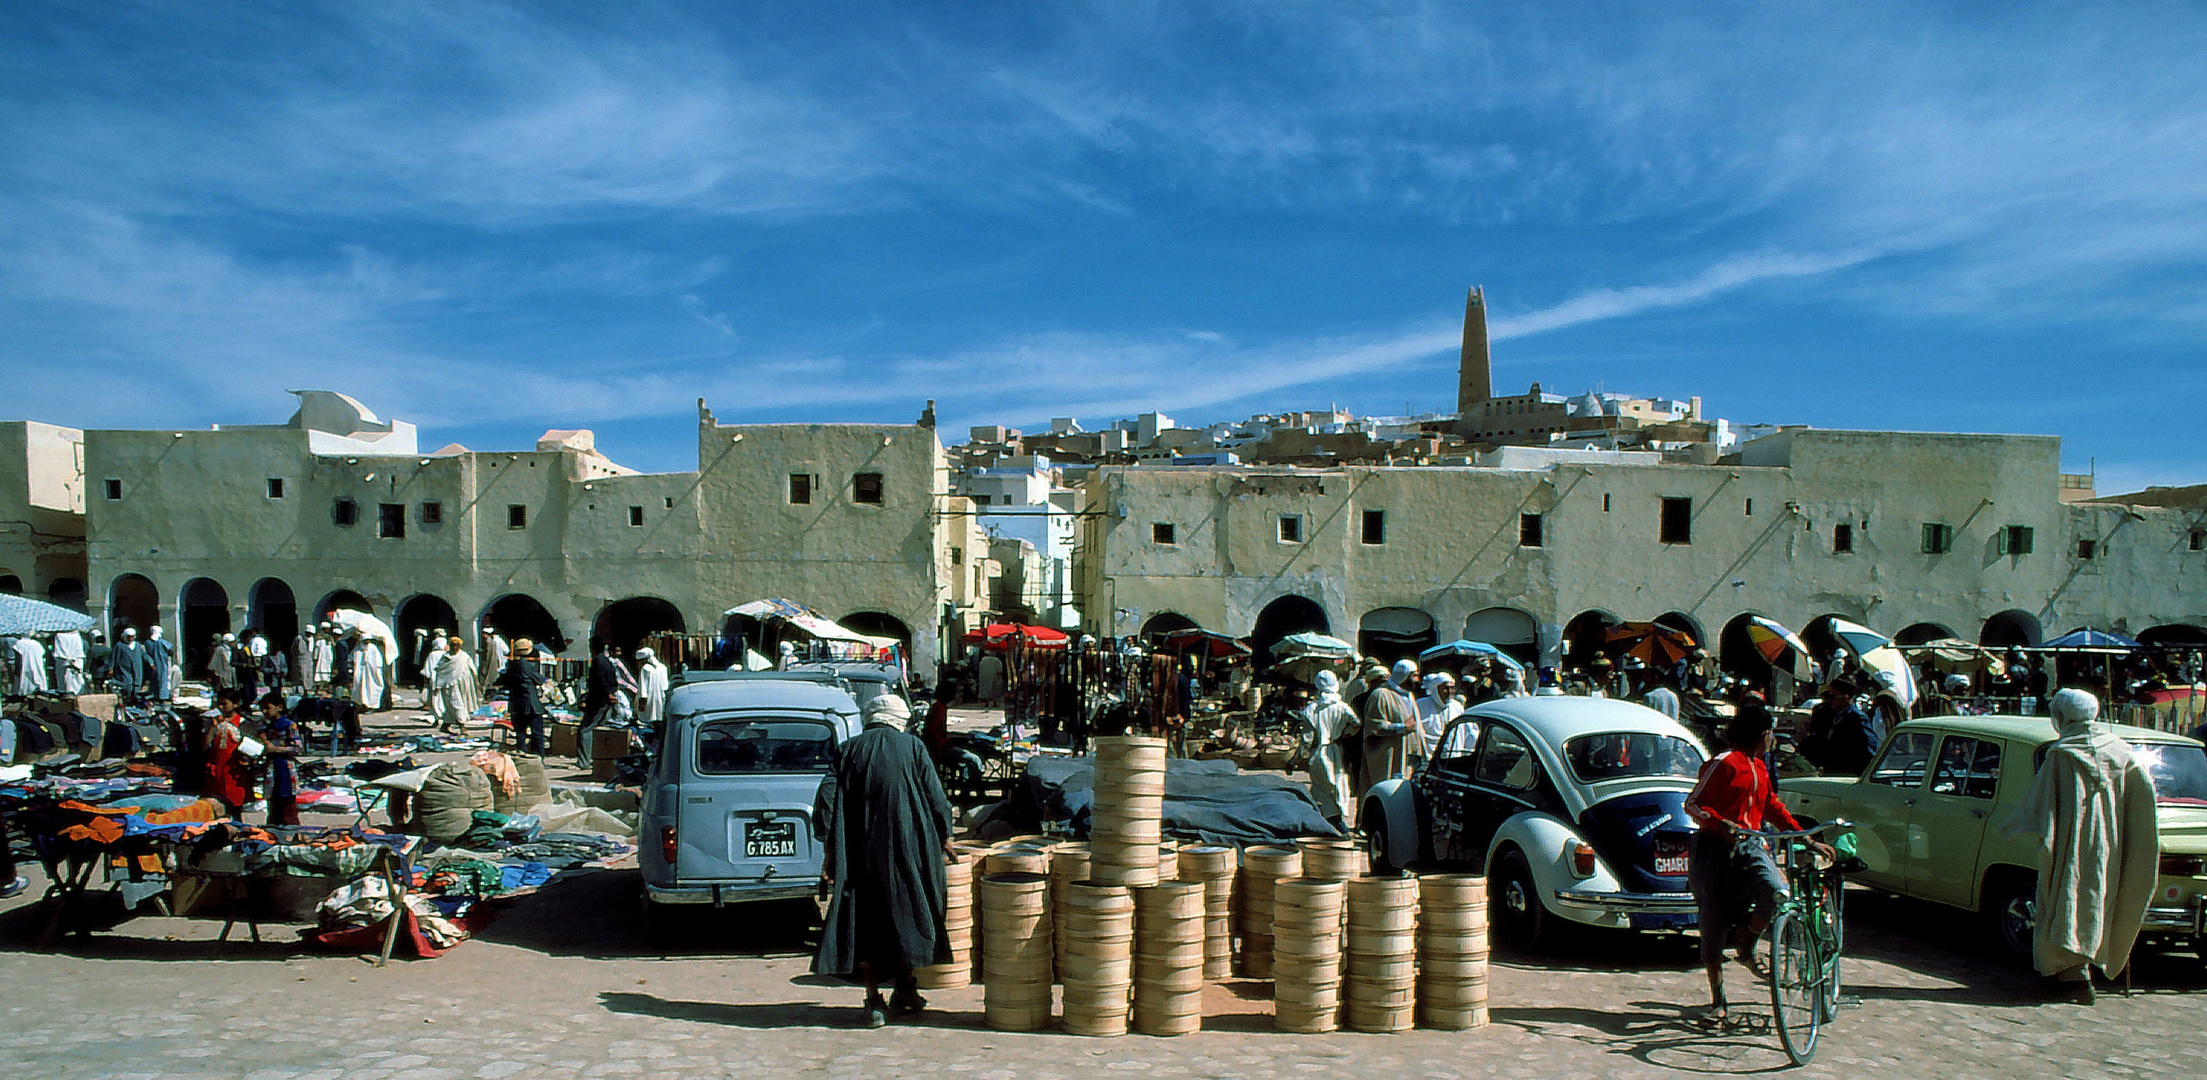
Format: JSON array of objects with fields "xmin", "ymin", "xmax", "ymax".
[
  {"xmin": 12, "ymin": 635, "xmax": 48, "ymax": 696},
  {"xmin": 1996, "ymin": 688, "xmax": 2160, "ymax": 1002},
  {"xmin": 481, "ymin": 627, "xmax": 509, "ymax": 686},
  {"xmin": 351, "ymin": 633, "xmax": 387, "ymax": 712},
  {"xmin": 1415, "ymin": 671, "xmax": 1464, "ymax": 751},
  {"xmin": 51, "ymin": 630, "xmax": 86, "ymax": 694},
  {"xmin": 145, "ymin": 625, "xmax": 175, "ymax": 702},
  {"xmin": 421, "ymin": 637, "xmax": 450, "ymax": 726},
  {"xmin": 309, "ymin": 626, "xmax": 337, "ymax": 691},
  {"xmin": 636, "ymin": 647, "xmax": 670, "ymax": 731},
  {"xmin": 1302, "ymin": 670, "xmax": 1358, "ymax": 826},
  {"xmin": 432, "ymin": 636, "xmax": 481, "ymax": 734}
]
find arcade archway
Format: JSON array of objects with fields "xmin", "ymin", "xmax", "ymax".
[
  {"xmin": 1250, "ymin": 595, "xmax": 1330, "ymax": 668},
  {"xmin": 108, "ymin": 574, "xmax": 158, "ymax": 637},
  {"xmin": 596, "ymin": 597, "xmax": 688, "ymax": 657},
  {"xmin": 180, "ymin": 577, "xmax": 231, "ymax": 676}
]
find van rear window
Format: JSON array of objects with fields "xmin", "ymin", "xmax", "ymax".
[{"xmin": 696, "ymin": 719, "xmax": 834, "ymax": 774}]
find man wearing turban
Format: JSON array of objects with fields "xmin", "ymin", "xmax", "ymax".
[{"xmin": 813, "ymin": 693, "xmax": 955, "ymax": 1027}]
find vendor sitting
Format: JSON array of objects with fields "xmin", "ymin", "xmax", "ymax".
[
  {"xmin": 202, "ymin": 689, "xmax": 257, "ymax": 817},
  {"xmin": 256, "ymin": 691, "xmax": 302, "ymax": 826}
]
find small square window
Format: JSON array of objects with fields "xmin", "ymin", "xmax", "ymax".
[
  {"xmin": 1602, "ymin": 493, "xmax": 1612, "ymax": 513},
  {"xmin": 1999, "ymin": 525, "xmax": 2034, "ymax": 555},
  {"xmin": 951, "ymin": 546, "xmax": 963, "ymax": 565},
  {"xmin": 266, "ymin": 477, "xmax": 285, "ymax": 499},
  {"xmin": 1361, "ymin": 509, "xmax": 1386, "ymax": 545},
  {"xmin": 1660, "ymin": 497, "xmax": 1692, "ymax": 544},
  {"xmin": 1278, "ymin": 515, "xmax": 1302, "ymax": 543},
  {"xmin": 1744, "ymin": 498, "xmax": 1753, "ymax": 516},
  {"xmin": 507, "ymin": 504, "xmax": 528, "ymax": 530},
  {"xmin": 790, "ymin": 474, "xmax": 812, "ymax": 505},
  {"xmin": 1153, "ymin": 522, "xmax": 1177, "ymax": 545},
  {"xmin": 103, "ymin": 478, "xmax": 122, "ymax": 501},
  {"xmin": 421, "ymin": 501, "xmax": 443, "ymax": 525},
  {"xmin": 378, "ymin": 503, "xmax": 406, "ymax": 539},
  {"xmin": 973, "ymin": 494, "xmax": 992, "ymax": 506},
  {"xmin": 628, "ymin": 505, "xmax": 644, "ymax": 527},
  {"xmin": 1922, "ymin": 522, "xmax": 1953, "ymax": 554},
  {"xmin": 1519, "ymin": 513, "xmax": 1544, "ymax": 548},
  {"xmin": 2191, "ymin": 530, "xmax": 2205, "ymax": 552},
  {"xmin": 2076, "ymin": 538, "xmax": 2097, "ymax": 561},
  {"xmin": 1833, "ymin": 523, "xmax": 1853, "ymax": 553},
  {"xmin": 332, "ymin": 497, "xmax": 357, "ymax": 527},
  {"xmin": 664, "ymin": 496, "xmax": 675, "ymax": 509},
  {"xmin": 854, "ymin": 472, "xmax": 883, "ymax": 505}
]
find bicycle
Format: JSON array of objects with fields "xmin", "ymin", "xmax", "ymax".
[{"xmin": 1756, "ymin": 820, "xmax": 1859, "ymax": 1065}]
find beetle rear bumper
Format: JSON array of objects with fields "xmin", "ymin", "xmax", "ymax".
[{"xmin": 1551, "ymin": 888, "xmax": 1699, "ymax": 914}]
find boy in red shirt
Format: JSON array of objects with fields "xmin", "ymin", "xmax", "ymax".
[{"xmin": 1685, "ymin": 706, "xmax": 1831, "ymax": 1025}]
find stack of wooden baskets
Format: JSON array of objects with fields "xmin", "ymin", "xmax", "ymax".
[
  {"xmin": 1345, "ymin": 876, "xmax": 1419, "ymax": 1032},
  {"xmin": 1178, "ymin": 845, "xmax": 1238, "ymax": 980},
  {"xmin": 1270, "ymin": 877, "xmax": 1347, "ymax": 1033},
  {"xmin": 980, "ymin": 871, "xmax": 1054, "ymax": 1031},
  {"xmin": 913, "ymin": 848, "xmax": 975, "ymax": 990},
  {"xmin": 1296, "ymin": 837, "xmax": 1364, "ymax": 882},
  {"xmin": 1415, "ymin": 873, "xmax": 1491, "ymax": 1029},
  {"xmin": 1090, "ymin": 737, "xmax": 1167, "ymax": 886},
  {"xmin": 1236, "ymin": 845, "xmax": 1301, "ymax": 977},
  {"xmin": 1132, "ymin": 881, "xmax": 1207, "ymax": 1036},
  {"xmin": 1060, "ymin": 881, "xmax": 1135, "ymax": 1036},
  {"xmin": 1049, "ymin": 844, "xmax": 1091, "ymax": 981}
]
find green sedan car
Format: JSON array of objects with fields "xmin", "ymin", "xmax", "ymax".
[{"xmin": 1780, "ymin": 715, "xmax": 2207, "ymax": 963}]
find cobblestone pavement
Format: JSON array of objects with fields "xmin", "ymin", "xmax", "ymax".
[
  {"xmin": 5, "ymin": 701, "xmax": 2201, "ymax": 1078},
  {"xmin": 3, "ymin": 862, "xmax": 2202, "ymax": 1080}
]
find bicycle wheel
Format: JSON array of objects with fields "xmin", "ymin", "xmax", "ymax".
[
  {"xmin": 1769, "ymin": 912, "xmax": 1822, "ymax": 1065},
  {"xmin": 1817, "ymin": 873, "xmax": 1845, "ymax": 1021}
]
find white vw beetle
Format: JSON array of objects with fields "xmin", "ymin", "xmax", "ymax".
[{"xmin": 1362, "ymin": 695, "xmax": 1710, "ymax": 949}]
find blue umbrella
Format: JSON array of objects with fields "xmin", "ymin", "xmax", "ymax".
[
  {"xmin": 2039, "ymin": 629, "xmax": 2143, "ymax": 652},
  {"xmin": 0, "ymin": 593, "xmax": 95, "ymax": 636},
  {"xmin": 1420, "ymin": 639, "xmax": 1527, "ymax": 673}
]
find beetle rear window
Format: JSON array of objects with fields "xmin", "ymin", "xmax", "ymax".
[
  {"xmin": 1562, "ymin": 733, "xmax": 1705, "ymax": 784},
  {"xmin": 696, "ymin": 719, "xmax": 834, "ymax": 774}
]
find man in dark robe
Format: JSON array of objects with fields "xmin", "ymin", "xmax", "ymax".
[{"xmin": 813, "ymin": 694, "xmax": 955, "ymax": 1028}]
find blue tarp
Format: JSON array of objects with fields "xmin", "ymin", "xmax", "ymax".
[
  {"xmin": 1013, "ymin": 755, "xmax": 1343, "ymax": 847},
  {"xmin": 0, "ymin": 593, "xmax": 94, "ymax": 636}
]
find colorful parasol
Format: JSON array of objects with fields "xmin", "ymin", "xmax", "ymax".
[
  {"xmin": 1419, "ymin": 639, "xmax": 1527, "ymax": 674},
  {"xmin": 961, "ymin": 623, "xmax": 1071, "ymax": 651},
  {"xmin": 1602, "ymin": 622, "xmax": 1698, "ymax": 667}
]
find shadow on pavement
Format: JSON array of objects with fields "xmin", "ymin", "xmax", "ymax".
[
  {"xmin": 476, "ymin": 868, "xmax": 823, "ymax": 960},
  {"xmin": 1490, "ymin": 1003, "xmax": 1794, "ymax": 1076},
  {"xmin": 600, "ymin": 991, "xmax": 988, "ymax": 1031}
]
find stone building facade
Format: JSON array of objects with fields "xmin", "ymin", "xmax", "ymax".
[
  {"xmin": 1076, "ymin": 428, "xmax": 2207, "ymax": 676},
  {"xmin": 80, "ymin": 392, "xmax": 968, "ymax": 676},
  {"xmin": 0, "ymin": 420, "xmax": 88, "ymax": 608}
]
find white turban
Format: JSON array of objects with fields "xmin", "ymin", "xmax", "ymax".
[
  {"xmin": 1314, "ymin": 670, "xmax": 1341, "ymax": 699},
  {"xmin": 635, "ymin": 647, "xmax": 655, "ymax": 661},
  {"xmin": 1422, "ymin": 672, "xmax": 1454, "ymax": 695},
  {"xmin": 863, "ymin": 693, "xmax": 911, "ymax": 726},
  {"xmin": 1390, "ymin": 659, "xmax": 1419, "ymax": 686},
  {"xmin": 2051, "ymin": 688, "xmax": 2099, "ymax": 731}
]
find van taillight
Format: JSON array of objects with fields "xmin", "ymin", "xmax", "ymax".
[
  {"xmin": 661, "ymin": 826, "xmax": 678, "ymax": 865},
  {"xmin": 1570, "ymin": 840, "xmax": 1597, "ymax": 877}
]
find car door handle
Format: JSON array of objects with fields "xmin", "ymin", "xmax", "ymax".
[
  {"xmin": 1971, "ymin": 809, "xmax": 1985, "ymax": 819},
  {"xmin": 1903, "ymin": 798, "xmax": 1915, "ymax": 807}
]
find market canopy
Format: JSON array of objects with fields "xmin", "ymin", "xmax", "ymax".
[
  {"xmin": 1419, "ymin": 639, "xmax": 1526, "ymax": 673},
  {"xmin": 722, "ymin": 599, "xmax": 889, "ymax": 647},
  {"xmin": 1822, "ymin": 618, "xmax": 1894, "ymax": 657},
  {"xmin": 2039, "ymin": 629, "xmax": 2143, "ymax": 653},
  {"xmin": 1154, "ymin": 628, "xmax": 1251, "ymax": 658},
  {"xmin": 1899, "ymin": 637, "xmax": 2007, "ymax": 674},
  {"xmin": 328, "ymin": 608, "xmax": 400, "ymax": 661},
  {"xmin": 962, "ymin": 622, "xmax": 1070, "ymax": 651},
  {"xmin": 1270, "ymin": 631, "xmax": 1357, "ymax": 684},
  {"xmin": 0, "ymin": 593, "xmax": 95, "ymax": 636}
]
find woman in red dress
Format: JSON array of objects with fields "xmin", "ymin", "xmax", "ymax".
[{"xmin": 201, "ymin": 689, "xmax": 257, "ymax": 816}]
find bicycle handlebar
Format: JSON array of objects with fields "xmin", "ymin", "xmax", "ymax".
[{"xmin": 1755, "ymin": 819, "xmax": 1854, "ymax": 840}]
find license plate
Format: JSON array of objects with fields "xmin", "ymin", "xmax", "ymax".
[
  {"xmin": 1652, "ymin": 835, "xmax": 1689, "ymax": 876},
  {"xmin": 744, "ymin": 820, "xmax": 797, "ymax": 859},
  {"xmin": 1631, "ymin": 911, "xmax": 1697, "ymax": 931}
]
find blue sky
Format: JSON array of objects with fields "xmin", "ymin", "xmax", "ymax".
[{"xmin": 3, "ymin": 2, "xmax": 2204, "ymax": 492}]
